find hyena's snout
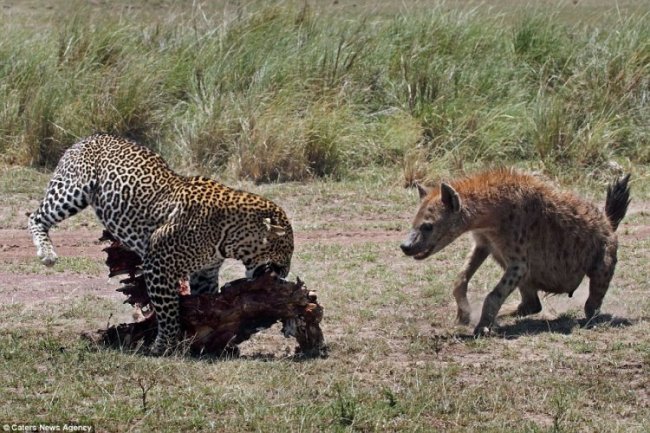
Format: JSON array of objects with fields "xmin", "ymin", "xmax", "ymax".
[
  {"xmin": 401, "ymin": 228, "xmax": 438, "ymax": 261},
  {"xmin": 400, "ymin": 242, "xmax": 412, "ymax": 255},
  {"xmin": 400, "ymin": 230, "xmax": 420, "ymax": 256}
]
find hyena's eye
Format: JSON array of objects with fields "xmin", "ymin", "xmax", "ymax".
[{"xmin": 421, "ymin": 222, "xmax": 433, "ymax": 232}]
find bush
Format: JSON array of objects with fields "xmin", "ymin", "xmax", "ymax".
[{"xmin": 0, "ymin": 3, "xmax": 647, "ymax": 180}]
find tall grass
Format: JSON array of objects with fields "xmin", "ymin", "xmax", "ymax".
[{"xmin": 0, "ymin": 2, "xmax": 648, "ymax": 182}]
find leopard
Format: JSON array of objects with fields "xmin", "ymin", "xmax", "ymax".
[{"xmin": 28, "ymin": 133, "xmax": 294, "ymax": 355}]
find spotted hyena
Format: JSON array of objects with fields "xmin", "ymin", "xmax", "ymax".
[{"xmin": 400, "ymin": 168, "xmax": 631, "ymax": 336}]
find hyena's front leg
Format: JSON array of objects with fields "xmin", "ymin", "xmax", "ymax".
[
  {"xmin": 474, "ymin": 261, "xmax": 528, "ymax": 336},
  {"xmin": 453, "ymin": 243, "xmax": 490, "ymax": 325}
]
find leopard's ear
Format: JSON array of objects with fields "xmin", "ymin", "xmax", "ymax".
[{"xmin": 263, "ymin": 217, "xmax": 287, "ymax": 237}]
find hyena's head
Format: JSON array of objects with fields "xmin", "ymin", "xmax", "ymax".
[{"xmin": 400, "ymin": 182, "xmax": 467, "ymax": 260}]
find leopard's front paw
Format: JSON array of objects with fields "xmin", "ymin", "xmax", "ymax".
[{"xmin": 38, "ymin": 249, "xmax": 58, "ymax": 267}]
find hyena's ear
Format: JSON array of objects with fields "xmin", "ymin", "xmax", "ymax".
[
  {"xmin": 263, "ymin": 217, "xmax": 287, "ymax": 237},
  {"xmin": 415, "ymin": 182, "xmax": 431, "ymax": 200},
  {"xmin": 440, "ymin": 182, "xmax": 461, "ymax": 212}
]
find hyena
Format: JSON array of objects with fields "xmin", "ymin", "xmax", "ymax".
[{"xmin": 400, "ymin": 168, "xmax": 631, "ymax": 336}]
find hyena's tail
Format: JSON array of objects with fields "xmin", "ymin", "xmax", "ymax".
[{"xmin": 605, "ymin": 174, "xmax": 631, "ymax": 231}]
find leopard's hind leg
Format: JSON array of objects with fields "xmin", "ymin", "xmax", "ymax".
[{"xmin": 28, "ymin": 170, "xmax": 90, "ymax": 266}]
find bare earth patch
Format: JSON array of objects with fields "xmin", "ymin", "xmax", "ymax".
[{"xmin": 1, "ymin": 200, "xmax": 646, "ymax": 306}]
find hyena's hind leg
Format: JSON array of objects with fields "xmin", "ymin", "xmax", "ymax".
[
  {"xmin": 28, "ymin": 175, "xmax": 90, "ymax": 266},
  {"xmin": 584, "ymin": 247, "xmax": 618, "ymax": 320}
]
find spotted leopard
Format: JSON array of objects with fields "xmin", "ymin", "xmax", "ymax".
[{"xmin": 28, "ymin": 134, "xmax": 294, "ymax": 354}]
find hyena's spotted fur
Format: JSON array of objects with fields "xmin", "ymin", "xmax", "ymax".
[{"xmin": 400, "ymin": 168, "xmax": 631, "ymax": 336}]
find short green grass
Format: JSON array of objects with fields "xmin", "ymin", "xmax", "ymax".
[
  {"xmin": 1, "ymin": 165, "xmax": 648, "ymax": 432},
  {"xmin": 0, "ymin": 256, "xmax": 105, "ymax": 276}
]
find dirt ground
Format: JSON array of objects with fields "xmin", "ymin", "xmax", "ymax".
[
  {"xmin": 1, "ymin": 200, "xmax": 648, "ymax": 314},
  {"xmin": 0, "ymin": 227, "xmax": 404, "ymax": 300}
]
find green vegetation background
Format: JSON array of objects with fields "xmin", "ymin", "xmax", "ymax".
[{"xmin": 1, "ymin": 0, "xmax": 648, "ymax": 183}]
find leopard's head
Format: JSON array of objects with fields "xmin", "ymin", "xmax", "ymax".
[{"xmin": 242, "ymin": 217, "xmax": 294, "ymax": 279}]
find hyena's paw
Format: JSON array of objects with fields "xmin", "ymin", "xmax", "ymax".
[
  {"xmin": 473, "ymin": 325, "xmax": 494, "ymax": 338},
  {"xmin": 456, "ymin": 308, "xmax": 471, "ymax": 326}
]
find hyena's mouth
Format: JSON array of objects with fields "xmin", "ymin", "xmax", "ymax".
[{"xmin": 413, "ymin": 246, "xmax": 434, "ymax": 260}]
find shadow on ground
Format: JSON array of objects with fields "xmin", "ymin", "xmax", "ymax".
[
  {"xmin": 497, "ymin": 313, "xmax": 636, "ymax": 339},
  {"xmin": 427, "ymin": 314, "xmax": 640, "ymax": 346}
]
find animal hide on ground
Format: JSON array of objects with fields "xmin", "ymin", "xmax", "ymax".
[{"xmin": 87, "ymin": 231, "xmax": 325, "ymax": 357}]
